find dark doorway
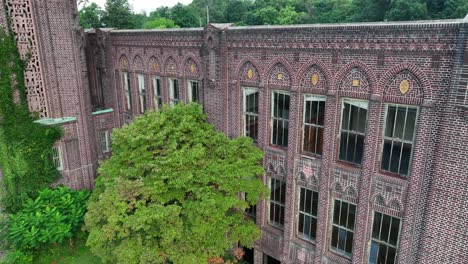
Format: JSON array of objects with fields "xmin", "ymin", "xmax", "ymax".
[
  {"xmin": 242, "ymin": 247, "xmax": 254, "ymax": 264},
  {"xmin": 263, "ymin": 254, "xmax": 281, "ymax": 264}
]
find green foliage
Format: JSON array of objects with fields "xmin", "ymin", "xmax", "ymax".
[
  {"xmin": 84, "ymin": 104, "xmax": 268, "ymax": 264},
  {"xmin": 101, "ymin": 0, "xmax": 135, "ymax": 29},
  {"xmin": 385, "ymin": 0, "xmax": 428, "ymax": 21},
  {"xmin": 5, "ymin": 187, "xmax": 90, "ymax": 250},
  {"xmin": 1, "ymin": 250, "xmax": 33, "ymax": 264},
  {"xmin": 0, "ymin": 29, "xmax": 62, "ymax": 213},
  {"xmin": 79, "ymin": 3, "xmax": 103, "ymax": 29},
  {"xmin": 143, "ymin": 17, "xmax": 179, "ymax": 29}
]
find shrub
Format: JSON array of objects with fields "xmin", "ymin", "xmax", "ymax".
[{"xmin": 5, "ymin": 187, "xmax": 90, "ymax": 250}]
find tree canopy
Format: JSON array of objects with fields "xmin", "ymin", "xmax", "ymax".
[
  {"xmin": 79, "ymin": 0, "xmax": 468, "ymax": 29},
  {"xmin": 84, "ymin": 104, "xmax": 267, "ymax": 264}
]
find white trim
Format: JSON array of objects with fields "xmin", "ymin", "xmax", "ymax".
[
  {"xmin": 52, "ymin": 145, "xmax": 63, "ymax": 171},
  {"xmin": 100, "ymin": 130, "xmax": 110, "ymax": 153},
  {"xmin": 137, "ymin": 74, "xmax": 146, "ymax": 113}
]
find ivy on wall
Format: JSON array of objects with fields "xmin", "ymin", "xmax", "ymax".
[{"xmin": 0, "ymin": 28, "xmax": 62, "ymax": 213}]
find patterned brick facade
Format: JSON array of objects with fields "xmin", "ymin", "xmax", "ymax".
[{"xmin": 2, "ymin": 1, "xmax": 468, "ymax": 263}]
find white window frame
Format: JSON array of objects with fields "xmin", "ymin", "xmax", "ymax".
[
  {"xmin": 100, "ymin": 130, "xmax": 110, "ymax": 153},
  {"xmin": 187, "ymin": 80, "xmax": 200, "ymax": 103},
  {"xmin": 52, "ymin": 145, "xmax": 63, "ymax": 171},
  {"xmin": 368, "ymin": 211, "xmax": 402, "ymax": 264},
  {"xmin": 243, "ymin": 87, "xmax": 259, "ymax": 141},
  {"xmin": 302, "ymin": 94, "xmax": 326, "ymax": 155},
  {"xmin": 269, "ymin": 177, "xmax": 286, "ymax": 228},
  {"xmin": 152, "ymin": 76, "xmax": 163, "ymax": 110},
  {"xmin": 330, "ymin": 199, "xmax": 357, "ymax": 259},
  {"xmin": 381, "ymin": 104, "xmax": 418, "ymax": 177},
  {"xmin": 297, "ymin": 187, "xmax": 319, "ymax": 242},
  {"xmin": 338, "ymin": 98, "xmax": 369, "ymax": 165},
  {"xmin": 168, "ymin": 78, "xmax": 179, "ymax": 105},
  {"xmin": 122, "ymin": 72, "xmax": 131, "ymax": 111},
  {"xmin": 137, "ymin": 74, "xmax": 146, "ymax": 113},
  {"xmin": 270, "ymin": 91, "xmax": 290, "ymax": 148}
]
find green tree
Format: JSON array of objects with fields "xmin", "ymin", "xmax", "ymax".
[
  {"xmin": 143, "ymin": 17, "xmax": 179, "ymax": 29},
  {"xmin": 170, "ymin": 3, "xmax": 200, "ymax": 27},
  {"xmin": 84, "ymin": 104, "xmax": 268, "ymax": 264},
  {"xmin": 385, "ymin": 0, "xmax": 428, "ymax": 21},
  {"xmin": 79, "ymin": 3, "xmax": 103, "ymax": 29},
  {"xmin": 101, "ymin": 0, "xmax": 135, "ymax": 29}
]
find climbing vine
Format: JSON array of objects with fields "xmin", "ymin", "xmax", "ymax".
[{"xmin": 0, "ymin": 28, "xmax": 62, "ymax": 213}]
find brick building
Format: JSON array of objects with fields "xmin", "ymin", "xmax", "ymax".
[{"xmin": 1, "ymin": 1, "xmax": 468, "ymax": 263}]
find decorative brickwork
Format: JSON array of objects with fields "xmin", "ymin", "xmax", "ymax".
[{"xmin": 4, "ymin": 2, "xmax": 468, "ymax": 262}]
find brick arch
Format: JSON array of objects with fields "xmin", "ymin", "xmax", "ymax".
[
  {"xmin": 297, "ymin": 171, "xmax": 306, "ymax": 181},
  {"xmin": 379, "ymin": 63, "xmax": 431, "ymax": 105},
  {"xmin": 163, "ymin": 56, "xmax": 179, "ymax": 76},
  {"xmin": 118, "ymin": 54, "xmax": 129, "ymax": 69},
  {"xmin": 236, "ymin": 57, "xmax": 263, "ymax": 84},
  {"xmin": 276, "ymin": 165, "xmax": 286, "ymax": 176},
  {"xmin": 181, "ymin": 54, "xmax": 201, "ymax": 78},
  {"xmin": 147, "ymin": 56, "xmax": 161, "ymax": 73},
  {"xmin": 372, "ymin": 194, "xmax": 386, "ymax": 207},
  {"xmin": 265, "ymin": 58, "xmax": 294, "ymax": 87},
  {"xmin": 345, "ymin": 186, "xmax": 358, "ymax": 198},
  {"xmin": 266, "ymin": 162, "xmax": 276, "ymax": 174},
  {"xmin": 133, "ymin": 55, "xmax": 144, "ymax": 71},
  {"xmin": 331, "ymin": 181, "xmax": 343, "ymax": 193},
  {"xmin": 388, "ymin": 198, "xmax": 403, "ymax": 212},
  {"xmin": 335, "ymin": 61, "xmax": 376, "ymax": 98},
  {"xmin": 297, "ymin": 59, "xmax": 333, "ymax": 92}
]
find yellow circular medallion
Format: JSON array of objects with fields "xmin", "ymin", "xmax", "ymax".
[
  {"xmin": 400, "ymin": 80, "xmax": 410, "ymax": 94},
  {"xmin": 311, "ymin": 73, "xmax": 319, "ymax": 86}
]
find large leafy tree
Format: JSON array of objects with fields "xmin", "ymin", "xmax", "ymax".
[
  {"xmin": 101, "ymin": 0, "xmax": 135, "ymax": 29},
  {"xmin": 84, "ymin": 104, "xmax": 267, "ymax": 264},
  {"xmin": 79, "ymin": 3, "xmax": 103, "ymax": 29}
]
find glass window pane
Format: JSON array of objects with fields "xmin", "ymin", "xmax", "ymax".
[
  {"xmin": 311, "ymin": 217, "xmax": 317, "ymax": 240},
  {"xmin": 280, "ymin": 181, "xmax": 286, "ymax": 204},
  {"xmin": 318, "ymin": 101, "xmax": 326, "ymax": 126},
  {"xmin": 305, "ymin": 101, "xmax": 312, "ymax": 124},
  {"xmin": 346, "ymin": 133, "xmax": 357, "ymax": 163},
  {"xmin": 316, "ymin": 127, "xmax": 324, "ymax": 155},
  {"xmin": 312, "ymin": 192, "xmax": 318, "ymax": 216},
  {"xmin": 390, "ymin": 141, "xmax": 402, "ymax": 173},
  {"xmin": 387, "ymin": 247, "xmax": 396, "ymax": 264},
  {"xmin": 299, "ymin": 188, "xmax": 305, "ymax": 212},
  {"xmin": 331, "ymin": 226, "xmax": 339, "ymax": 248},
  {"xmin": 333, "ymin": 200, "xmax": 340, "ymax": 224},
  {"xmin": 372, "ymin": 212, "xmax": 382, "ymax": 239},
  {"xmin": 385, "ymin": 106, "xmax": 397, "ymax": 137},
  {"xmin": 311, "ymin": 101, "xmax": 318, "ymax": 124},
  {"xmin": 399, "ymin": 143, "xmax": 412, "ymax": 175},
  {"xmin": 342, "ymin": 102, "xmax": 350, "ymax": 130},
  {"xmin": 269, "ymin": 201, "xmax": 274, "ymax": 222},
  {"xmin": 338, "ymin": 228, "xmax": 347, "ymax": 250},
  {"xmin": 345, "ymin": 231, "xmax": 353, "ymax": 254},
  {"xmin": 303, "ymin": 215, "xmax": 311, "ymax": 238},
  {"xmin": 275, "ymin": 204, "xmax": 280, "ymax": 224},
  {"xmin": 355, "ymin": 134, "xmax": 365, "ymax": 164},
  {"xmin": 272, "ymin": 119, "xmax": 278, "ymax": 145},
  {"xmin": 298, "ymin": 212, "xmax": 304, "ymax": 234},
  {"xmin": 349, "ymin": 104, "xmax": 359, "ymax": 131},
  {"xmin": 339, "ymin": 132, "xmax": 348, "ymax": 161},
  {"xmin": 279, "ymin": 204, "xmax": 284, "ymax": 225},
  {"xmin": 305, "ymin": 189, "xmax": 312, "ymax": 214},
  {"xmin": 377, "ymin": 244, "xmax": 387, "ymax": 264},
  {"xmin": 389, "ymin": 217, "xmax": 400, "ymax": 246},
  {"xmin": 381, "ymin": 140, "xmax": 392, "ymax": 171},
  {"xmin": 404, "ymin": 108, "xmax": 417, "ymax": 141},
  {"xmin": 347, "ymin": 204, "xmax": 356, "ymax": 230},
  {"xmin": 394, "ymin": 107, "xmax": 406, "ymax": 139},
  {"xmin": 357, "ymin": 107, "xmax": 367, "ymax": 133},
  {"xmin": 380, "ymin": 214, "xmax": 391, "ymax": 242},
  {"xmin": 340, "ymin": 201, "xmax": 349, "ymax": 226},
  {"xmin": 369, "ymin": 241, "xmax": 379, "ymax": 264}
]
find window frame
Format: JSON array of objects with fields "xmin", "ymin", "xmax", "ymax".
[
  {"xmin": 302, "ymin": 94, "xmax": 326, "ymax": 156},
  {"xmin": 297, "ymin": 187, "xmax": 319, "ymax": 242},
  {"xmin": 380, "ymin": 104, "xmax": 419, "ymax": 177},
  {"xmin": 137, "ymin": 73, "xmax": 146, "ymax": 113},
  {"xmin": 168, "ymin": 78, "xmax": 180, "ymax": 105},
  {"xmin": 368, "ymin": 211, "xmax": 402, "ymax": 264},
  {"xmin": 122, "ymin": 71, "xmax": 132, "ymax": 111},
  {"xmin": 52, "ymin": 145, "xmax": 63, "ymax": 171},
  {"xmin": 330, "ymin": 199, "xmax": 357, "ymax": 259},
  {"xmin": 268, "ymin": 177, "xmax": 286, "ymax": 229},
  {"xmin": 270, "ymin": 90, "xmax": 290, "ymax": 148},
  {"xmin": 100, "ymin": 130, "xmax": 110, "ymax": 154},
  {"xmin": 243, "ymin": 87, "xmax": 259, "ymax": 142},
  {"xmin": 187, "ymin": 80, "xmax": 200, "ymax": 103},
  {"xmin": 152, "ymin": 76, "xmax": 163, "ymax": 110},
  {"xmin": 338, "ymin": 98, "xmax": 369, "ymax": 166}
]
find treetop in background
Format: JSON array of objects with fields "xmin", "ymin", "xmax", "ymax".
[{"xmin": 79, "ymin": 0, "xmax": 468, "ymax": 29}]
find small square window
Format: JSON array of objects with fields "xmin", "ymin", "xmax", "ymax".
[{"xmin": 188, "ymin": 80, "xmax": 200, "ymax": 103}]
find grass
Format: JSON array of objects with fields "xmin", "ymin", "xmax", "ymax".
[{"xmin": 33, "ymin": 233, "xmax": 101, "ymax": 264}]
